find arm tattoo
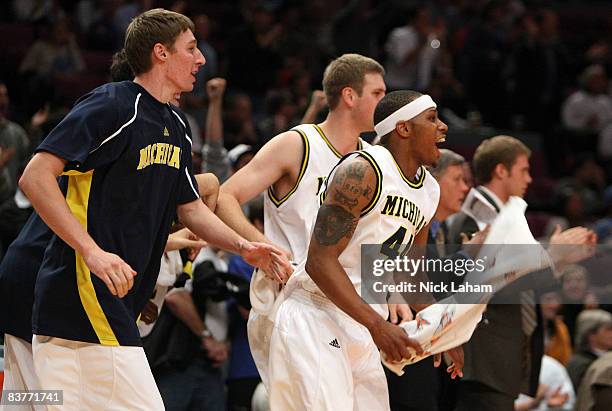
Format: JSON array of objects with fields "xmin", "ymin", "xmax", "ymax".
[
  {"xmin": 331, "ymin": 160, "xmax": 370, "ymax": 210},
  {"xmin": 332, "ymin": 187, "xmax": 358, "ymax": 209},
  {"xmin": 313, "ymin": 204, "xmax": 358, "ymax": 246}
]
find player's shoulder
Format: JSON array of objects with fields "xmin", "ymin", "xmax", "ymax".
[
  {"xmin": 262, "ymin": 128, "xmax": 306, "ymax": 156},
  {"xmin": 73, "ymin": 81, "xmax": 139, "ymax": 112},
  {"xmin": 334, "ymin": 152, "xmax": 378, "ymax": 181},
  {"xmin": 246, "ymin": 128, "xmax": 307, "ymax": 176}
]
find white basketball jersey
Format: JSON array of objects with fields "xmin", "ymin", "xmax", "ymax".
[
  {"xmin": 301, "ymin": 144, "xmax": 440, "ymax": 317},
  {"xmin": 263, "ymin": 124, "xmax": 366, "ymax": 263}
]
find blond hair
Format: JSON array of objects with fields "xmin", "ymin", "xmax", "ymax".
[{"xmin": 322, "ymin": 54, "xmax": 384, "ymax": 110}]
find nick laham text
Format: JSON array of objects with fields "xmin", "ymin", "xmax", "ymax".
[{"xmin": 372, "ymin": 281, "xmax": 493, "ymax": 294}]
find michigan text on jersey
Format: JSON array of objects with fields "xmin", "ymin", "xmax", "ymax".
[
  {"xmin": 137, "ymin": 143, "xmax": 181, "ymax": 170},
  {"xmin": 381, "ymin": 195, "xmax": 427, "ymax": 231}
]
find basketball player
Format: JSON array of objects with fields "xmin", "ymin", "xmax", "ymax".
[
  {"xmin": 215, "ymin": 54, "xmax": 397, "ymax": 385},
  {"xmin": 217, "ymin": 53, "xmax": 386, "ymax": 265},
  {"xmin": 0, "ymin": 45, "xmax": 218, "ymax": 411},
  {"xmin": 267, "ymin": 90, "xmax": 450, "ymax": 410},
  {"xmin": 16, "ymin": 9, "xmax": 289, "ymax": 410}
]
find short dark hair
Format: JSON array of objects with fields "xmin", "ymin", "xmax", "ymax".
[
  {"xmin": 125, "ymin": 8, "xmax": 194, "ymax": 76},
  {"xmin": 373, "ymin": 90, "xmax": 423, "ymax": 142},
  {"xmin": 473, "ymin": 135, "xmax": 531, "ymax": 184},
  {"xmin": 110, "ymin": 49, "xmax": 134, "ymax": 82}
]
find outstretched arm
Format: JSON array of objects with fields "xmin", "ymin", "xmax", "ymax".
[
  {"xmin": 217, "ymin": 130, "xmax": 304, "ymax": 248},
  {"xmin": 178, "ymin": 198, "xmax": 292, "ymax": 281}
]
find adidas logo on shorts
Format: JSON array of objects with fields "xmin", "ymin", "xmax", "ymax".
[{"xmin": 329, "ymin": 338, "xmax": 341, "ymax": 349}]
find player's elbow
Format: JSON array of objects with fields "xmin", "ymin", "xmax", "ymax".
[
  {"xmin": 305, "ymin": 248, "xmax": 324, "ymax": 279},
  {"xmin": 218, "ymin": 184, "xmax": 241, "ymax": 203},
  {"xmin": 18, "ymin": 162, "xmax": 37, "ymax": 198},
  {"xmin": 196, "ymin": 173, "xmax": 220, "ymax": 197}
]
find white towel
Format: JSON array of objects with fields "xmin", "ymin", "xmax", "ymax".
[{"xmin": 384, "ymin": 197, "xmax": 552, "ymax": 375}]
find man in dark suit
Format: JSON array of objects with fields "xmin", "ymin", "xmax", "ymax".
[
  {"xmin": 448, "ymin": 135, "xmax": 596, "ymax": 410},
  {"xmin": 387, "ymin": 149, "xmax": 476, "ymax": 411}
]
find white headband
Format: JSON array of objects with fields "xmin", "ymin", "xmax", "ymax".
[{"xmin": 374, "ymin": 95, "xmax": 437, "ymax": 137}]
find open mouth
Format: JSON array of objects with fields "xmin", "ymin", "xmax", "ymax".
[{"xmin": 436, "ymin": 136, "xmax": 446, "ymax": 144}]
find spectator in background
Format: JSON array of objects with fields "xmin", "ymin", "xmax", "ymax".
[
  {"xmin": 559, "ymin": 264, "xmax": 600, "ymax": 343},
  {"xmin": 574, "ymin": 351, "xmax": 612, "ymax": 411},
  {"xmin": 201, "ymin": 78, "xmax": 231, "ymax": 182},
  {"xmin": 384, "ymin": 5, "xmax": 443, "ymax": 91},
  {"xmin": 540, "ymin": 291, "xmax": 572, "ymax": 366},
  {"xmin": 19, "ymin": 18, "xmax": 85, "ymax": 80},
  {"xmin": 0, "ymin": 82, "xmax": 29, "ymax": 205},
  {"xmin": 257, "ymin": 89, "xmax": 297, "ymax": 143},
  {"xmin": 567, "ymin": 309, "xmax": 612, "ymax": 392},
  {"xmin": 225, "ymin": 5, "xmax": 282, "ymax": 96},
  {"xmin": 562, "ymin": 65, "xmax": 612, "ymax": 158},
  {"xmin": 12, "ymin": 0, "xmax": 59, "ymax": 23},
  {"xmin": 562, "ymin": 65, "xmax": 612, "ymax": 135},
  {"xmin": 0, "ymin": 82, "xmax": 31, "ymax": 258},
  {"xmin": 514, "ymin": 355, "xmax": 575, "ymax": 411},
  {"xmin": 223, "ymin": 93, "xmax": 258, "ymax": 148},
  {"xmin": 154, "ymin": 256, "xmax": 230, "ymax": 411}
]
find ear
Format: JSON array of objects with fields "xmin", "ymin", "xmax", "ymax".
[
  {"xmin": 340, "ymin": 87, "xmax": 355, "ymax": 108},
  {"xmin": 493, "ymin": 163, "xmax": 508, "ymax": 180},
  {"xmin": 396, "ymin": 120, "xmax": 411, "ymax": 138},
  {"xmin": 153, "ymin": 43, "xmax": 168, "ymax": 63}
]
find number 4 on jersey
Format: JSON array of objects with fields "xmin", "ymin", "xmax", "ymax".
[{"xmin": 380, "ymin": 226, "xmax": 414, "ymax": 259}]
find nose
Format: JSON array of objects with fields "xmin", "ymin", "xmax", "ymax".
[
  {"xmin": 196, "ymin": 48, "xmax": 205, "ymax": 66},
  {"xmin": 526, "ymin": 172, "xmax": 532, "ymax": 184},
  {"xmin": 438, "ymin": 118, "xmax": 448, "ymax": 133}
]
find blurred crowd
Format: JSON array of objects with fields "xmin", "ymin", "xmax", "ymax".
[{"xmin": 1, "ymin": 0, "xmax": 612, "ymax": 410}]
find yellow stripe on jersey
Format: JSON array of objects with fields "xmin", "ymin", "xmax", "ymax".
[
  {"xmin": 313, "ymin": 124, "xmax": 364, "ymax": 158},
  {"xmin": 391, "ymin": 157, "xmax": 426, "ymax": 189},
  {"xmin": 356, "ymin": 151, "xmax": 383, "ymax": 217},
  {"xmin": 66, "ymin": 171, "xmax": 119, "ymax": 346},
  {"xmin": 312, "ymin": 124, "xmax": 342, "ymax": 158},
  {"xmin": 267, "ymin": 129, "xmax": 310, "ymax": 207}
]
